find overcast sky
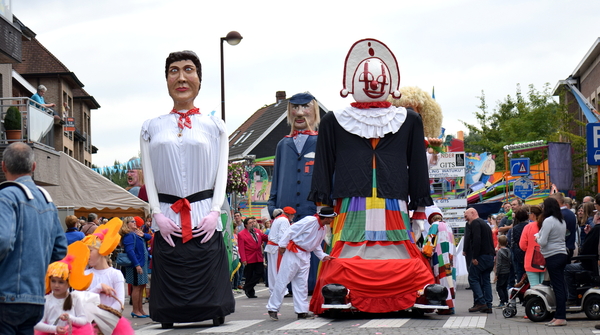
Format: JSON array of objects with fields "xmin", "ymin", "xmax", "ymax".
[{"xmin": 13, "ymin": 0, "xmax": 600, "ymax": 167}]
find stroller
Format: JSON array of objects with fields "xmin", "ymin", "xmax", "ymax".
[{"xmin": 503, "ymin": 275, "xmax": 530, "ymax": 318}]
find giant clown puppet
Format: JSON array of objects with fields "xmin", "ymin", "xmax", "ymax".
[{"xmin": 308, "ymin": 39, "xmax": 447, "ymax": 314}]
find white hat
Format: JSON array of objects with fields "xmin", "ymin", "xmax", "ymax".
[{"xmin": 424, "ymin": 205, "xmax": 443, "ymax": 224}]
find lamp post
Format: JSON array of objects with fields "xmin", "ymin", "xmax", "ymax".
[{"xmin": 220, "ymin": 31, "xmax": 243, "ymax": 122}]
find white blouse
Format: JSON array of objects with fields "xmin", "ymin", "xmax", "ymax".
[
  {"xmin": 84, "ymin": 267, "xmax": 125, "ymax": 310},
  {"xmin": 141, "ymin": 111, "xmax": 228, "ymax": 231},
  {"xmin": 34, "ymin": 292, "xmax": 88, "ymax": 332}
]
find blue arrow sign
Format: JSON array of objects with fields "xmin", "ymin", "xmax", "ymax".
[
  {"xmin": 513, "ymin": 177, "xmax": 534, "ymax": 199},
  {"xmin": 510, "ymin": 158, "xmax": 530, "ymax": 177},
  {"xmin": 587, "ymin": 123, "xmax": 600, "ymax": 166}
]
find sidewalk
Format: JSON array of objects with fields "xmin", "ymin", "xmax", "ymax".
[{"xmin": 455, "ymin": 274, "xmax": 600, "ymax": 334}]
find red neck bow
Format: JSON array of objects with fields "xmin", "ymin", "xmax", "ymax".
[
  {"xmin": 285, "ymin": 130, "xmax": 318, "ymax": 138},
  {"xmin": 350, "ymin": 101, "xmax": 392, "ymax": 109},
  {"xmin": 171, "ymin": 107, "xmax": 200, "ymax": 129}
]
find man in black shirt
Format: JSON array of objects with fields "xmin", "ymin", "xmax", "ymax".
[{"xmin": 465, "ymin": 208, "xmax": 496, "ymax": 313}]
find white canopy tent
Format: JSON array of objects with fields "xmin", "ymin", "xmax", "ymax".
[{"xmin": 45, "ymin": 152, "xmax": 149, "ymax": 219}]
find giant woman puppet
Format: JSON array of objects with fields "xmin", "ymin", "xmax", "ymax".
[
  {"xmin": 140, "ymin": 51, "xmax": 234, "ymax": 327},
  {"xmin": 308, "ymin": 39, "xmax": 437, "ymax": 314}
]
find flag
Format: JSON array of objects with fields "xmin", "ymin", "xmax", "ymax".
[{"xmin": 432, "ymin": 86, "xmax": 436, "ymax": 100}]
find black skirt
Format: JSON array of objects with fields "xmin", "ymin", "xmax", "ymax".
[{"xmin": 149, "ymin": 231, "xmax": 235, "ymax": 322}]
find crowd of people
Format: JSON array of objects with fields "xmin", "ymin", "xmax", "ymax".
[{"xmin": 467, "ymin": 192, "xmax": 600, "ymax": 328}]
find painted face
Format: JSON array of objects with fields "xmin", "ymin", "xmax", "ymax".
[
  {"xmin": 167, "ymin": 60, "xmax": 200, "ymax": 108},
  {"xmin": 290, "ymin": 101, "xmax": 316, "ymax": 131},
  {"xmin": 50, "ymin": 276, "xmax": 69, "ymax": 298},
  {"xmin": 127, "ymin": 169, "xmax": 139, "ymax": 187},
  {"xmin": 352, "ymin": 58, "xmax": 390, "ymax": 103}
]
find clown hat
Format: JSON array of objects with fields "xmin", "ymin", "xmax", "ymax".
[
  {"xmin": 340, "ymin": 38, "xmax": 401, "ymax": 101},
  {"xmin": 424, "ymin": 206, "xmax": 443, "ymax": 224}
]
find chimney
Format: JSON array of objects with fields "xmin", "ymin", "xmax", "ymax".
[{"xmin": 276, "ymin": 91, "xmax": 286, "ymax": 103}]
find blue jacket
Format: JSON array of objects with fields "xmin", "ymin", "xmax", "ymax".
[
  {"xmin": 0, "ymin": 176, "xmax": 67, "ymax": 305},
  {"xmin": 268, "ymin": 135, "xmax": 317, "ymax": 220},
  {"xmin": 123, "ymin": 232, "xmax": 151, "ymax": 267},
  {"xmin": 65, "ymin": 228, "xmax": 85, "ymax": 245}
]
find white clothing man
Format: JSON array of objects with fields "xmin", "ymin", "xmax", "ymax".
[
  {"xmin": 265, "ymin": 207, "xmax": 295, "ymax": 295},
  {"xmin": 266, "ymin": 207, "xmax": 336, "ymax": 320}
]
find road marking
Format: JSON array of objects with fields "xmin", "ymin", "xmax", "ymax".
[
  {"xmin": 359, "ymin": 319, "xmax": 410, "ymax": 327},
  {"xmin": 277, "ymin": 319, "xmax": 330, "ymax": 330},
  {"xmin": 197, "ymin": 320, "xmax": 263, "ymax": 333},
  {"xmin": 234, "ymin": 287, "xmax": 269, "ymax": 299},
  {"xmin": 443, "ymin": 316, "xmax": 486, "ymax": 328},
  {"xmin": 135, "ymin": 324, "xmax": 174, "ymax": 335}
]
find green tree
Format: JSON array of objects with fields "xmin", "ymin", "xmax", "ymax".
[
  {"xmin": 461, "ymin": 83, "xmax": 583, "ymax": 171},
  {"xmin": 100, "ymin": 160, "xmax": 129, "ymax": 188}
]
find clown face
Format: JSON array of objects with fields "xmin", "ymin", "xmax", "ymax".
[
  {"xmin": 290, "ymin": 101, "xmax": 316, "ymax": 131},
  {"xmin": 351, "ymin": 58, "xmax": 390, "ymax": 103}
]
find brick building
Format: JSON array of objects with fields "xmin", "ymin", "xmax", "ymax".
[{"xmin": 553, "ymin": 37, "xmax": 600, "ymax": 191}]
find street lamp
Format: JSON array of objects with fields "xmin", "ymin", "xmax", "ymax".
[{"xmin": 220, "ymin": 31, "xmax": 243, "ymax": 122}]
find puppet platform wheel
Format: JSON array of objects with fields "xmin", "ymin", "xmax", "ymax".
[
  {"xmin": 213, "ymin": 317, "xmax": 225, "ymax": 326},
  {"xmin": 502, "ymin": 306, "xmax": 517, "ymax": 318},
  {"xmin": 161, "ymin": 323, "xmax": 173, "ymax": 329}
]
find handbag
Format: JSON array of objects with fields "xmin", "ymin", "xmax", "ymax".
[
  {"xmin": 115, "ymin": 234, "xmax": 136, "ymax": 267},
  {"xmin": 531, "ymin": 245, "xmax": 546, "ymax": 270}
]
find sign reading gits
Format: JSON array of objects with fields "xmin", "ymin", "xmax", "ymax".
[{"xmin": 429, "ymin": 152, "xmax": 465, "ymax": 178}]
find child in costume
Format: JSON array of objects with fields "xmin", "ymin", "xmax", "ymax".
[
  {"xmin": 81, "ymin": 218, "xmax": 134, "ymax": 335},
  {"xmin": 422, "ymin": 207, "xmax": 456, "ymax": 314},
  {"xmin": 34, "ymin": 241, "xmax": 94, "ymax": 335}
]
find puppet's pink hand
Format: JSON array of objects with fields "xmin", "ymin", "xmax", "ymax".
[
  {"xmin": 154, "ymin": 213, "xmax": 179, "ymax": 247},
  {"xmin": 196, "ymin": 211, "xmax": 219, "ymax": 243}
]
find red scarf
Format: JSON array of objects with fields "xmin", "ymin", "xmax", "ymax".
[
  {"xmin": 350, "ymin": 101, "xmax": 392, "ymax": 109},
  {"xmin": 314, "ymin": 214, "xmax": 325, "ymax": 230},
  {"xmin": 171, "ymin": 107, "xmax": 200, "ymax": 129},
  {"xmin": 285, "ymin": 130, "xmax": 318, "ymax": 138}
]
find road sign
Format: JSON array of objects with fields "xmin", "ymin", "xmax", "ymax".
[
  {"xmin": 429, "ymin": 152, "xmax": 466, "ymax": 178},
  {"xmin": 587, "ymin": 123, "xmax": 600, "ymax": 165},
  {"xmin": 510, "ymin": 158, "xmax": 530, "ymax": 176},
  {"xmin": 513, "ymin": 177, "xmax": 534, "ymax": 199}
]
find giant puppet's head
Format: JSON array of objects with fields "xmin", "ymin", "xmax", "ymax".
[
  {"xmin": 388, "ymin": 86, "xmax": 443, "ymax": 139},
  {"xmin": 340, "ymin": 39, "xmax": 401, "ymax": 104},
  {"xmin": 126, "ymin": 157, "xmax": 144, "ymax": 190},
  {"xmin": 287, "ymin": 92, "xmax": 320, "ymax": 132}
]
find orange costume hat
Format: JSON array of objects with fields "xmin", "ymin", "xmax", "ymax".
[
  {"xmin": 82, "ymin": 217, "xmax": 122, "ymax": 256},
  {"xmin": 45, "ymin": 241, "xmax": 92, "ymax": 294}
]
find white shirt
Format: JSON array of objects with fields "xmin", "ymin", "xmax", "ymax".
[
  {"xmin": 141, "ymin": 112, "xmax": 228, "ymax": 231},
  {"xmin": 279, "ymin": 215, "xmax": 328, "ymax": 260},
  {"xmin": 34, "ymin": 292, "xmax": 87, "ymax": 332},
  {"xmin": 265, "ymin": 215, "xmax": 291, "ymax": 254},
  {"xmin": 84, "ymin": 267, "xmax": 125, "ymax": 310}
]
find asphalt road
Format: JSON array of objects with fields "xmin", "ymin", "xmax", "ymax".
[{"xmin": 125, "ymin": 275, "xmax": 600, "ymax": 335}]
